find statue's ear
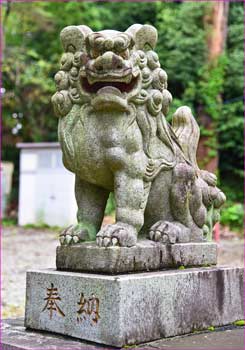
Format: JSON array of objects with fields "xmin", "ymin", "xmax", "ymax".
[
  {"xmin": 126, "ymin": 24, "xmax": 158, "ymax": 51},
  {"xmin": 60, "ymin": 25, "xmax": 93, "ymax": 53}
]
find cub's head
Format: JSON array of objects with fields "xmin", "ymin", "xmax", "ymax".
[{"xmin": 52, "ymin": 24, "xmax": 172, "ymax": 115}]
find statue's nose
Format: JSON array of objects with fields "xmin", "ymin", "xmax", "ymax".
[{"xmin": 94, "ymin": 51, "xmax": 123, "ymax": 71}]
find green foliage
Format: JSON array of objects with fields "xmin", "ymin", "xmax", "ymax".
[
  {"xmin": 123, "ymin": 345, "xmax": 137, "ymax": 349},
  {"xmin": 198, "ymin": 55, "xmax": 228, "ymax": 122},
  {"xmin": 218, "ymin": 3, "xmax": 244, "ymax": 192},
  {"xmin": 102, "ymin": 2, "xmax": 157, "ymax": 31},
  {"xmin": 157, "ymin": 1, "xmax": 243, "ymax": 203},
  {"xmin": 220, "ymin": 202, "xmax": 244, "ymax": 233},
  {"xmin": 105, "ymin": 193, "xmax": 115, "ymax": 216},
  {"xmin": 157, "ymin": 2, "xmax": 208, "ymax": 99},
  {"xmin": 23, "ymin": 223, "xmax": 61, "ymax": 230},
  {"xmin": 219, "ymin": 176, "xmax": 244, "ymax": 233},
  {"xmin": 2, "ymin": 1, "xmax": 244, "ymax": 217},
  {"xmin": 221, "ymin": 177, "xmax": 244, "ymax": 203},
  {"xmin": 2, "ymin": 2, "xmax": 111, "ymax": 144},
  {"xmin": 233, "ymin": 320, "xmax": 245, "ymax": 327},
  {"xmin": 2, "ymin": 217, "xmax": 17, "ymax": 227},
  {"xmin": 207, "ymin": 149, "xmax": 217, "ymax": 159},
  {"xmin": 2, "ymin": 1, "xmax": 159, "ymax": 149}
]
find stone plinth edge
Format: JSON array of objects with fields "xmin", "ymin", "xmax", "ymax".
[
  {"xmin": 56, "ymin": 240, "xmax": 217, "ymax": 274},
  {"xmin": 25, "ymin": 266, "xmax": 244, "ymax": 347}
]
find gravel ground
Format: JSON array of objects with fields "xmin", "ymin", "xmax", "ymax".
[
  {"xmin": 2, "ymin": 225, "xmax": 244, "ymax": 318},
  {"xmin": 2, "ymin": 227, "xmax": 58, "ymax": 318}
]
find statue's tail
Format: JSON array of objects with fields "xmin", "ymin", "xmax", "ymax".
[{"xmin": 172, "ymin": 106, "xmax": 200, "ymax": 169}]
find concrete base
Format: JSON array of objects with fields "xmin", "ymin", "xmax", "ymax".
[
  {"xmin": 2, "ymin": 318, "xmax": 245, "ymax": 350},
  {"xmin": 56, "ymin": 240, "xmax": 217, "ymax": 273},
  {"xmin": 25, "ymin": 266, "xmax": 244, "ymax": 347}
]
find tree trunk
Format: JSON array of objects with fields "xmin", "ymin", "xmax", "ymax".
[{"xmin": 197, "ymin": 2, "xmax": 229, "ymax": 173}]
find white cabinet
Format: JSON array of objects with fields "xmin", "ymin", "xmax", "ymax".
[
  {"xmin": 17, "ymin": 143, "xmax": 77, "ymax": 227},
  {"xmin": 1, "ymin": 162, "xmax": 14, "ymax": 217}
]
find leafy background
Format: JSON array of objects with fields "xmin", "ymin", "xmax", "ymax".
[{"xmin": 2, "ymin": 1, "xmax": 244, "ymax": 232}]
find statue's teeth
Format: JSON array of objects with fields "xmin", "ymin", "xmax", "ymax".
[
  {"xmin": 96, "ymin": 237, "xmax": 102, "ymax": 246},
  {"xmin": 125, "ymin": 75, "xmax": 132, "ymax": 84},
  {"xmin": 65, "ymin": 234, "xmax": 72, "ymax": 244},
  {"xmin": 132, "ymin": 68, "xmax": 140, "ymax": 77},
  {"xmin": 87, "ymin": 76, "xmax": 95, "ymax": 85},
  {"xmin": 112, "ymin": 238, "xmax": 118, "ymax": 246}
]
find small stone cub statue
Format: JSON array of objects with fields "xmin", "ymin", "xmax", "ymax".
[{"xmin": 52, "ymin": 24, "xmax": 226, "ymax": 247}]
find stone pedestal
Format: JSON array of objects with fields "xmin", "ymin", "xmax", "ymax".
[
  {"xmin": 56, "ymin": 240, "xmax": 217, "ymax": 273},
  {"xmin": 25, "ymin": 266, "xmax": 244, "ymax": 347}
]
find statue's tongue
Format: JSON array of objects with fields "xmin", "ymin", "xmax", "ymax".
[
  {"xmin": 97, "ymin": 86, "xmax": 122, "ymax": 96},
  {"xmin": 91, "ymin": 86, "xmax": 128, "ymax": 111}
]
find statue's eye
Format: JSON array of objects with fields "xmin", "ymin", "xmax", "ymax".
[
  {"xmin": 94, "ymin": 37, "xmax": 104, "ymax": 51},
  {"xmin": 114, "ymin": 37, "xmax": 126, "ymax": 52},
  {"xmin": 120, "ymin": 50, "xmax": 129, "ymax": 60}
]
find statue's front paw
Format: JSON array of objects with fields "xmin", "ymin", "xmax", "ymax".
[
  {"xmin": 96, "ymin": 222, "xmax": 137, "ymax": 247},
  {"xmin": 59, "ymin": 224, "xmax": 90, "ymax": 245},
  {"xmin": 149, "ymin": 221, "xmax": 190, "ymax": 244}
]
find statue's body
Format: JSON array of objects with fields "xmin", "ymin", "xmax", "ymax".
[{"xmin": 52, "ymin": 24, "xmax": 226, "ymax": 247}]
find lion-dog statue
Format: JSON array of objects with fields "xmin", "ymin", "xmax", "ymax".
[{"xmin": 52, "ymin": 24, "xmax": 226, "ymax": 248}]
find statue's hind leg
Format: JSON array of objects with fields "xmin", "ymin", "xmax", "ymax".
[
  {"xmin": 145, "ymin": 164, "xmax": 204, "ymax": 244},
  {"xmin": 142, "ymin": 170, "xmax": 185, "ymax": 242},
  {"xmin": 169, "ymin": 163, "xmax": 205, "ymax": 242}
]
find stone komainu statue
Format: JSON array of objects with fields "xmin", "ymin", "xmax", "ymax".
[{"xmin": 52, "ymin": 24, "xmax": 226, "ymax": 247}]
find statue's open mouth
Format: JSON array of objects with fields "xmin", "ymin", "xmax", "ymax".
[
  {"xmin": 81, "ymin": 69, "xmax": 139, "ymax": 94},
  {"xmin": 80, "ymin": 67, "xmax": 141, "ymax": 110},
  {"xmin": 82, "ymin": 76, "xmax": 138, "ymax": 94}
]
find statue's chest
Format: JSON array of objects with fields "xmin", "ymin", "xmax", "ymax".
[
  {"xmin": 70, "ymin": 110, "xmax": 142, "ymax": 188},
  {"xmin": 78, "ymin": 112, "xmax": 126, "ymax": 158},
  {"xmin": 79, "ymin": 110, "xmax": 140, "ymax": 157}
]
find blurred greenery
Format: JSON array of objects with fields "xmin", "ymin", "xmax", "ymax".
[
  {"xmin": 1, "ymin": 217, "xmax": 17, "ymax": 227},
  {"xmin": 105, "ymin": 193, "xmax": 115, "ymax": 216},
  {"xmin": 220, "ymin": 202, "xmax": 244, "ymax": 233},
  {"xmin": 2, "ymin": 1, "xmax": 243, "ymax": 232}
]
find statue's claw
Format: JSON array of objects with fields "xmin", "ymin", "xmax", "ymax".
[
  {"xmin": 59, "ymin": 224, "xmax": 89, "ymax": 245},
  {"xmin": 96, "ymin": 222, "xmax": 137, "ymax": 247},
  {"xmin": 112, "ymin": 237, "xmax": 118, "ymax": 246},
  {"xmin": 149, "ymin": 221, "xmax": 190, "ymax": 244},
  {"xmin": 65, "ymin": 234, "xmax": 72, "ymax": 244},
  {"xmin": 73, "ymin": 236, "xmax": 79, "ymax": 244}
]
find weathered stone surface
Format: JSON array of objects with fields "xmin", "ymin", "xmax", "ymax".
[
  {"xmin": 2, "ymin": 318, "xmax": 245, "ymax": 350},
  {"xmin": 25, "ymin": 267, "xmax": 244, "ymax": 347},
  {"xmin": 52, "ymin": 24, "xmax": 226, "ymax": 249},
  {"xmin": 56, "ymin": 240, "xmax": 217, "ymax": 273}
]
